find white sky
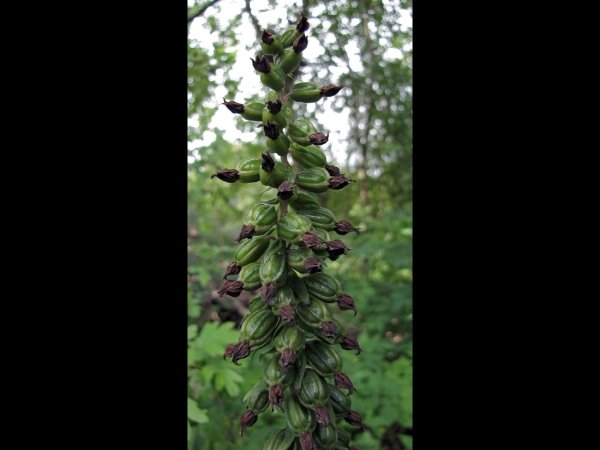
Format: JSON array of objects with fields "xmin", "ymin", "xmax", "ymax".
[{"xmin": 188, "ymin": 0, "xmax": 412, "ymax": 168}]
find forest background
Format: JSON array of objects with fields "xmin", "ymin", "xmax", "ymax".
[{"xmin": 187, "ymin": 0, "xmax": 412, "ymax": 448}]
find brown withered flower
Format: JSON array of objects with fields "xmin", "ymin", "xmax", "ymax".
[
  {"xmin": 314, "ymin": 405, "xmax": 331, "ymax": 427},
  {"xmin": 279, "ymin": 348, "xmax": 296, "ymax": 372},
  {"xmin": 301, "ymin": 231, "xmax": 322, "ymax": 248},
  {"xmin": 328, "ymin": 174, "xmax": 355, "ymax": 190},
  {"xmin": 344, "ymin": 410, "xmax": 366, "ymax": 430},
  {"xmin": 334, "ymin": 220, "xmax": 361, "ymax": 235},
  {"xmin": 304, "ymin": 256, "xmax": 322, "ymax": 274},
  {"xmin": 268, "ymin": 384, "xmax": 285, "ymax": 412},
  {"xmin": 261, "ymin": 152, "xmax": 275, "ymax": 173},
  {"xmin": 326, "ymin": 240, "xmax": 350, "ymax": 260},
  {"xmin": 266, "ymin": 99, "xmax": 282, "ymax": 114},
  {"xmin": 322, "ymin": 321, "xmax": 338, "ymax": 341},
  {"xmin": 277, "ymin": 181, "xmax": 294, "ymax": 201},
  {"xmin": 262, "ymin": 282, "xmax": 277, "ymax": 306},
  {"xmin": 234, "ymin": 224, "xmax": 255, "ymax": 242},
  {"xmin": 217, "ymin": 280, "xmax": 244, "ymax": 298},
  {"xmin": 309, "ymin": 132, "xmax": 329, "ymax": 145},
  {"xmin": 261, "ymin": 29, "xmax": 274, "ymax": 45},
  {"xmin": 211, "ymin": 168, "xmax": 239, "ymax": 183},
  {"xmin": 296, "ymin": 11, "xmax": 310, "ymax": 32},
  {"xmin": 279, "ymin": 305, "xmax": 295, "ymax": 326},
  {"xmin": 334, "ymin": 372, "xmax": 356, "ymax": 395},
  {"xmin": 263, "ymin": 120, "xmax": 280, "ymax": 140},
  {"xmin": 231, "ymin": 341, "xmax": 250, "ymax": 365},
  {"xmin": 320, "ymin": 84, "xmax": 345, "ymax": 97},
  {"xmin": 239, "ymin": 410, "xmax": 258, "ymax": 437},
  {"xmin": 223, "ymin": 261, "xmax": 241, "ymax": 279},
  {"xmin": 221, "ymin": 98, "xmax": 245, "ymax": 114},
  {"xmin": 223, "ymin": 343, "xmax": 235, "ymax": 361},
  {"xmin": 337, "ymin": 293, "xmax": 357, "ymax": 316},
  {"xmin": 250, "ymin": 55, "xmax": 270, "ymax": 73},
  {"xmin": 324, "ymin": 164, "xmax": 343, "ymax": 176},
  {"xmin": 293, "ymin": 34, "xmax": 308, "ymax": 53},
  {"xmin": 340, "ymin": 335, "xmax": 363, "ymax": 355},
  {"xmin": 299, "ymin": 432, "xmax": 315, "ymax": 450}
]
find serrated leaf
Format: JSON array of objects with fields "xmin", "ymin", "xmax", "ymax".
[
  {"xmin": 188, "ymin": 324, "xmax": 198, "ymax": 340},
  {"xmin": 195, "ymin": 321, "xmax": 238, "ymax": 357},
  {"xmin": 187, "ymin": 397, "xmax": 209, "ymax": 423}
]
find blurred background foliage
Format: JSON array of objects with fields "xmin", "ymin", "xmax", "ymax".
[{"xmin": 188, "ymin": 0, "xmax": 412, "ymax": 448}]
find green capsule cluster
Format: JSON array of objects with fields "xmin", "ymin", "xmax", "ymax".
[{"xmin": 215, "ymin": 11, "xmax": 365, "ymax": 450}]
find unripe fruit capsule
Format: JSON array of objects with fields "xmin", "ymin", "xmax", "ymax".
[
  {"xmin": 289, "ymin": 143, "xmax": 327, "ymax": 169},
  {"xmin": 288, "ymin": 81, "xmax": 322, "ymax": 103},
  {"xmin": 294, "ymin": 167, "xmax": 331, "ymax": 193}
]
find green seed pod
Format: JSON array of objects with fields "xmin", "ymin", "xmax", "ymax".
[
  {"xmin": 234, "ymin": 233, "xmax": 274, "ymax": 266},
  {"xmin": 266, "ymin": 134, "xmax": 291, "ymax": 157},
  {"xmin": 259, "ymin": 66, "xmax": 286, "ymax": 92},
  {"xmin": 263, "ymin": 428, "xmax": 296, "ymax": 450},
  {"xmin": 240, "ymin": 101, "xmax": 266, "ymax": 121},
  {"xmin": 313, "ymin": 425, "xmax": 337, "ymax": 449},
  {"xmin": 305, "ymin": 339, "xmax": 343, "ymax": 378},
  {"xmin": 275, "ymin": 47, "xmax": 303, "ymax": 75},
  {"xmin": 249, "ymin": 294, "xmax": 270, "ymax": 313},
  {"xmin": 287, "ymin": 247, "xmax": 318, "ymax": 274},
  {"xmin": 274, "ymin": 324, "xmax": 305, "ymax": 353},
  {"xmin": 237, "ymin": 261, "xmax": 262, "ymax": 291},
  {"xmin": 244, "ymin": 203, "xmax": 278, "ymax": 236},
  {"xmin": 283, "ymin": 392, "xmax": 317, "ymax": 436},
  {"xmin": 263, "ymin": 353, "xmax": 296, "ymax": 389},
  {"xmin": 235, "ymin": 158, "xmax": 261, "ymax": 183},
  {"xmin": 282, "ymin": 103, "xmax": 294, "ymax": 124},
  {"xmin": 289, "ymin": 143, "xmax": 327, "ymax": 169},
  {"xmin": 335, "ymin": 426, "xmax": 351, "ymax": 449},
  {"xmin": 261, "ymin": 33, "xmax": 285, "ymax": 56},
  {"xmin": 288, "ymin": 81, "xmax": 323, "ymax": 103},
  {"xmin": 260, "ymin": 161, "xmax": 288, "ymax": 189},
  {"xmin": 296, "ymin": 295, "xmax": 333, "ymax": 328},
  {"xmin": 276, "ymin": 213, "xmax": 314, "ymax": 244},
  {"xmin": 280, "ymin": 27, "xmax": 302, "ymax": 48},
  {"xmin": 327, "ymin": 383, "xmax": 352, "ymax": 416},
  {"xmin": 262, "ymin": 106, "xmax": 288, "ymax": 129},
  {"xmin": 298, "ymin": 368, "xmax": 330, "ymax": 408},
  {"xmin": 303, "ymin": 273, "xmax": 342, "ymax": 303},
  {"xmin": 288, "ymin": 120, "xmax": 318, "ymax": 147},
  {"xmin": 285, "ymin": 271, "xmax": 310, "ymax": 305},
  {"xmin": 239, "ymin": 309, "xmax": 280, "ymax": 346},
  {"xmin": 288, "ymin": 191, "xmax": 321, "ymax": 211},
  {"xmin": 293, "ymin": 349, "xmax": 307, "ymax": 392},
  {"xmin": 295, "ymin": 207, "xmax": 337, "ymax": 231},
  {"xmin": 243, "ymin": 379, "xmax": 270, "ymax": 414},
  {"xmin": 294, "ymin": 167, "xmax": 331, "ymax": 193},
  {"xmin": 259, "ymin": 252, "xmax": 288, "ymax": 287},
  {"xmin": 272, "ymin": 285, "xmax": 298, "ymax": 310}
]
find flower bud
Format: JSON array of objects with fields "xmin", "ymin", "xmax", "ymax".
[
  {"xmin": 221, "ymin": 98, "xmax": 245, "ymax": 114},
  {"xmin": 340, "ymin": 335, "xmax": 363, "ymax": 355},
  {"xmin": 279, "ymin": 347, "xmax": 296, "ymax": 372},
  {"xmin": 337, "ymin": 293, "xmax": 357, "ymax": 316},
  {"xmin": 309, "ymin": 132, "xmax": 329, "ymax": 146},
  {"xmin": 320, "ymin": 84, "xmax": 345, "ymax": 97},
  {"xmin": 268, "ymin": 384, "xmax": 285, "ymax": 412},
  {"xmin": 211, "ymin": 168, "xmax": 239, "ymax": 183},
  {"xmin": 344, "ymin": 410, "xmax": 366, "ymax": 430},
  {"xmin": 328, "ymin": 174, "xmax": 355, "ymax": 190},
  {"xmin": 326, "ymin": 239, "xmax": 350, "ymax": 260},
  {"xmin": 224, "ymin": 340, "xmax": 251, "ymax": 366},
  {"xmin": 234, "ymin": 224, "xmax": 256, "ymax": 242},
  {"xmin": 299, "ymin": 432, "xmax": 315, "ymax": 450},
  {"xmin": 223, "ymin": 261, "xmax": 241, "ymax": 279},
  {"xmin": 334, "ymin": 372, "xmax": 356, "ymax": 395},
  {"xmin": 239, "ymin": 410, "xmax": 258, "ymax": 437},
  {"xmin": 293, "ymin": 34, "xmax": 308, "ymax": 53},
  {"xmin": 334, "ymin": 220, "xmax": 361, "ymax": 235},
  {"xmin": 218, "ymin": 280, "xmax": 244, "ymax": 298},
  {"xmin": 251, "ymin": 55, "xmax": 271, "ymax": 74}
]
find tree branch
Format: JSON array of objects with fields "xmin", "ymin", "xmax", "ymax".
[
  {"xmin": 244, "ymin": 0, "xmax": 262, "ymax": 41},
  {"xmin": 188, "ymin": 0, "xmax": 221, "ymax": 24}
]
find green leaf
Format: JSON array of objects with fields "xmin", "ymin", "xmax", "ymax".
[
  {"xmin": 187, "ymin": 420, "xmax": 192, "ymax": 441},
  {"xmin": 187, "ymin": 397, "xmax": 209, "ymax": 423},
  {"xmin": 194, "ymin": 321, "xmax": 238, "ymax": 358},
  {"xmin": 188, "ymin": 324, "xmax": 198, "ymax": 341}
]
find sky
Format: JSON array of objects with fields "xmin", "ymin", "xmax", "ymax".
[{"xmin": 188, "ymin": 0, "xmax": 412, "ymax": 168}]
